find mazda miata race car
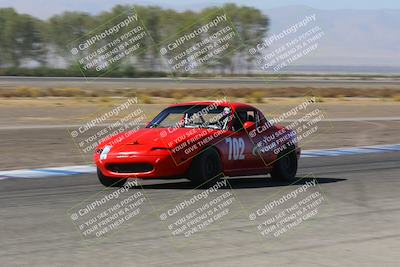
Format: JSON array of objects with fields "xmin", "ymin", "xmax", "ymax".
[{"xmin": 94, "ymin": 101, "xmax": 301, "ymax": 187}]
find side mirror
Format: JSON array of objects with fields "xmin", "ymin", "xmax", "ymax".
[{"xmin": 243, "ymin": 121, "xmax": 256, "ymax": 131}]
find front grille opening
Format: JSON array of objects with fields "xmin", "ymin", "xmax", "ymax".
[{"xmin": 106, "ymin": 163, "xmax": 153, "ymax": 173}]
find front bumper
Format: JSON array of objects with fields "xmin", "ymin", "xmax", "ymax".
[{"xmin": 95, "ymin": 152, "xmax": 191, "ymax": 179}]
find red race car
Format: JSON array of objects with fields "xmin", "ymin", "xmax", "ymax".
[{"xmin": 94, "ymin": 101, "xmax": 301, "ymax": 187}]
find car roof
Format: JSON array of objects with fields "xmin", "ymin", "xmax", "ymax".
[{"xmin": 168, "ymin": 101, "xmax": 256, "ymax": 110}]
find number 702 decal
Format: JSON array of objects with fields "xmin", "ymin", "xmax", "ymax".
[{"xmin": 225, "ymin": 137, "xmax": 245, "ymax": 160}]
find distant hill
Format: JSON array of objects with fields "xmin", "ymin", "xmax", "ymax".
[{"xmin": 263, "ymin": 5, "xmax": 400, "ymax": 68}]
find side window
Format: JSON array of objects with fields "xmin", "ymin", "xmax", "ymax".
[
  {"xmin": 232, "ymin": 109, "xmax": 257, "ymax": 131},
  {"xmin": 232, "ymin": 109, "xmax": 246, "ymax": 132},
  {"xmin": 247, "ymin": 110, "xmax": 255, "ymax": 122}
]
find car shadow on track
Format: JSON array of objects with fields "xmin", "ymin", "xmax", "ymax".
[{"xmin": 132, "ymin": 177, "xmax": 347, "ymax": 190}]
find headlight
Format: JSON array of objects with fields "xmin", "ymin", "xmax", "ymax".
[{"xmin": 100, "ymin": 146, "xmax": 112, "ymax": 160}]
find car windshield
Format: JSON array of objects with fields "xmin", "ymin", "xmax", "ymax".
[{"xmin": 147, "ymin": 105, "xmax": 231, "ymax": 130}]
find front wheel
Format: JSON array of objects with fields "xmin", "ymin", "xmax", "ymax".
[
  {"xmin": 97, "ymin": 168, "xmax": 127, "ymax": 187},
  {"xmin": 188, "ymin": 148, "xmax": 222, "ymax": 186},
  {"xmin": 270, "ymin": 148, "xmax": 298, "ymax": 182}
]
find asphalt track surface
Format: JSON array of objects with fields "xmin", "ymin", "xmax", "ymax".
[
  {"xmin": 1, "ymin": 152, "xmax": 399, "ymax": 266},
  {"xmin": 1, "ymin": 76, "xmax": 399, "ymax": 89}
]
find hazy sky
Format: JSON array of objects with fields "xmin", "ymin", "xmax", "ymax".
[{"xmin": 1, "ymin": 0, "xmax": 400, "ymax": 19}]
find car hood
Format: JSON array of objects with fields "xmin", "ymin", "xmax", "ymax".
[{"xmin": 98, "ymin": 127, "xmax": 224, "ymax": 150}]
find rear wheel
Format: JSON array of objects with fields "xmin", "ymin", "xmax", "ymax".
[
  {"xmin": 97, "ymin": 168, "xmax": 127, "ymax": 187},
  {"xmin": 270, "ymin": 148, "xmax": 298, "ymax": 182},
  {"xmin": 188, "ymin": 148, "xmax": 222, "ymax": 186}
]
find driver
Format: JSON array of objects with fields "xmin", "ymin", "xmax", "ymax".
[{"xmin": 216, "ymin": 107, "xmax": 232, "ymax": 129}]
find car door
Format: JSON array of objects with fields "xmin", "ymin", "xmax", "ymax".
[
  {"xmin": 222, "ymin": 108, "xmax": 265, "ymax": 173},
  {"xmin": 249, "ymin": 110, "xmax": 278, "ymax": 170}
]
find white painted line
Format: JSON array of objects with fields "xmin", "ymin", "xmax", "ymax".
[
  {"xmin": 0, "ymin": 144, "xmax": 399, "ymax": 180},
  {"xmin": 0, "ymin": 169, "xmax": 51, "ymax": 179},
  {"xmin": 0, "ymin": 165, "xmax": 96, "ymax": 179},
  {"xmin": 302, "ymin": 143, "xmax": 400, "ymax": 158}
]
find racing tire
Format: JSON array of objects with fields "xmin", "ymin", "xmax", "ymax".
[
  {"xmin": 270, "ymin": 148, "xmax": 298, "ymax": 182},
  {"xmin": 97, "ymin": 168, "xmax": 127, "ymax": 187},
  {"xmin": 188, "ymin": 148, "xmax": 223, "ymax": 187}
]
